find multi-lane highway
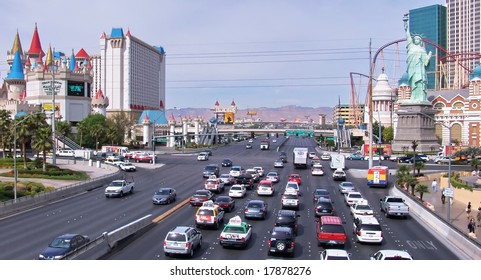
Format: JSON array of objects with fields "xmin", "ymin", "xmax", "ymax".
[{"xmin": 0, "ymin": 137, "xmax": 459, "ymax": 260}]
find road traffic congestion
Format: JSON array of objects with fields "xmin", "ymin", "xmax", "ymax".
[{"xmin": 0, "ymin": 137, "xmax": 459, "ymax": 260}]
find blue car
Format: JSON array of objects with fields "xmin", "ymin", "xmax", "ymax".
[
  {"xmin": 38, "ymin": 233, "xmax": 90, "ymax": 260},
  {"xmin": 347, "ymin": 154, "xmax": 364, "ymax": 160}
]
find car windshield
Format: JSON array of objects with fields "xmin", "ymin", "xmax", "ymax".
[
  {"xmin": 267, "ymin": 173, "xmax": 277, "ymax": 176},
  {"xmin": 349, "ymin": 193, "xmax": 363, "ymax": 199},
  {"xmin": 206, "ymin": 180, "xmax": 217, "ymax": 184},
  {"xmin": 231, "ymin": 186, "xmax": 242, "ymax": 191},
  {"xmin": 156, "ymin": 190, "xmax": 170, "ymax": 195},
  {"xmin": 166, "ymin": 233, "xmax": 186, "ymax": 242},
  {"xmin": 49, "ymin": 237, "xmax": 71, "ymax": 249}
]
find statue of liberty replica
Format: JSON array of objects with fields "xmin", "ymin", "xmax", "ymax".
[
  {"xmin": 392, "ymin": 13, "xmax": 439, "ymax": 153},
  {"xmin": 403, "ymin": 13, "xmax": 432, "ymax": 104}
]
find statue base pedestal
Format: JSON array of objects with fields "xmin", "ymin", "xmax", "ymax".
[{"xmin": 392, "ymin": 103, "xmax": 440, "ymax": 153}]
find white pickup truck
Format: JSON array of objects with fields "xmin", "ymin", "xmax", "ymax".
[
  {"xmin": 379, "ymin": 196, "xmax": 409, "ymax": 218},
  {"xmin": 105, "ymin": 179, "xmax": 135, "ymax": 198}
]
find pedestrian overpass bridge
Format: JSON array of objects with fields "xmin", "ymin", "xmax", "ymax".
[{"xmin": 216, "ymin": 127, "xmax": 334, "ymax": 137}]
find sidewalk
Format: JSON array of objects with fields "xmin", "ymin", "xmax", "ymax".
[{"xmin": 416, "ymin": 173, "xmax": 481, "ymax": 243}]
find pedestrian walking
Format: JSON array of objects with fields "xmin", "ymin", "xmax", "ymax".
[
  {"xmin": 468, "ymin": 218, "xmax": 476, "ymax": 234},
  {"xmin": 441, "ymin": 187, "xmax": 446, "ymax": 204},
  {"xmin": 431, "ymin": 179, "xmax": 438, "ymax": 192},
  {"xmin": 466, "ymin": 201, "xmax": 472, "ymax": 218},
  {"xmin": 477, "ymin": 206, "xmax": 481, "ymax": 226}
]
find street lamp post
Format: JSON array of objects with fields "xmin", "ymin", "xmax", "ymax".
[{"xmin": 398, "ymin": 109, "xmax": 452, "ymax": 222}]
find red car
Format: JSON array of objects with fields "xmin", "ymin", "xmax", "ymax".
[
  {"xmin": 189, "ymin": 190, "xmax": 214, "ymax": 206},
  {"xmin": 288, "ymin": 174, "xmax": 302, "ymax": 185},
  {"xmin": 133, "ymin": 153, "xmax": 154, "ymax": 163}
]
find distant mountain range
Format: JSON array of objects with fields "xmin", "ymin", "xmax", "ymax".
[{"xmin": 165, "ymin": 105, "xmax": 333, "ymax": 123}]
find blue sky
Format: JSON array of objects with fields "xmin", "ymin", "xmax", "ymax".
[{"xmin": 0, "ymin": 0, "xmax": 443, "ymax": 110}]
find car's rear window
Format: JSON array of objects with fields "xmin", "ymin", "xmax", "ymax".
[
  {"xmin": 224, "ymin": 226, "xmax": 245, "ymax": 234},
  {"xmin": 361, "ymin": 224, "xmax": 382, "ymax": 231},
  {"xmin": 247, "ymin": 202, "xmax": 263, "ymax": 208},
  {"xmin": 166, "ymin": 233, "xmax": 186, "ymax": 242},
  {"xmin": 197, "ymin": 209, "xmax": 214, "ymax": 216},
  {"xmin": 271, "ymin": 230, "xmax": 292, "ymax": 239},
  {"xmin": 283, "ymin": 194, "xmax": 298, "ymax": 199},
  {"xmin": 320, "ymin": 224, "xmax": 345, "ymax": 234}
]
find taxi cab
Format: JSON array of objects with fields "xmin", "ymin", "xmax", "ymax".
[
  {"xmin": 204, "ymin": 176, "xmax": 225, "ymax": 193},
  {"xmin": 219, "ymin": 216, "xmax": 252, "ymax": 248},
  {"xmin": 195, "ymin": 201, "xmax": 225, "ymax": 229},
  {"xmin": 311, "ymin": 164, "xmax": 324, "ymax": 176}
]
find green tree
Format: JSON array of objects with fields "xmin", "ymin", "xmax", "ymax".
[
  {"xmin": 382, "ymin": 126, "xmax": 394, "ymax": 143},
  {"xmin": 75, "ymin": 114, "xmax": 108, "ymax": 148},
  {"xmin": 108, "ymin": 112, "xmax": 134, "ymax": 144},
  {"xmin": 91, "ymin": 124, "xmax": 106, "ymax": 151},
  {"xmin": 471, "ymin": 157, "xmax": 480, "ymax": 172},
  {"xmin": 395, "ymin": 165, "xmax": 412, "ymax": 189},
  {"xmin": 55, "ymin": 120, "xmax": 72, "ymax": 149},
  {"xmin": 415, "ymin": 161, "xmax": 425, "ymax": 176},
  {"xmin": 406, "ymin": 175, "xmax": 419, "ymax": 196},
  {"xmin": 0, "ymin": 110, "xmax": 12, "ymax": 158},
  {"xmin": 31, "ymin": 126, "xmax": 53, "ymax": 172},
  {"xmin": 415, "ymin": 184, "xmax": 429, "ymax": 201}
]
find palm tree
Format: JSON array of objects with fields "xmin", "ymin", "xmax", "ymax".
[
  {"xmin": 411, "ymin": 140, "xmax": 418, "ymax": 176},
  {"xmin": 415, "ymin": 161, "xmax": 425, "ymax": 176},
  {"xmin": 15, "ymin": 116, "xmax": 33, "ymax": 169},
  {"xmin": 405, "ymin": 175, "xmax": 419, "ymax": 196},
  {"xmin": 55, "ymin": 121, "xmax": 72, "ymax": 149},
  {"xmin": 77, "ymin": 120, "xmax": 86, "ymax": 147},
  {"xmin": 415, "ymin": 184, "xmax": 429, "ymax": 201},
  {"xmin": 0, "ymin": 110, "xmax": 12, "ymax": 158},
  {"xmin": 471, "ymin": 158, "xmax": 480, "ymax": 172},
  {"xmin": 91, "ymin": 124, "xmax": 106, "ymax": 151},
  {"xmin": 395, "ymin": 165, "xmax": 412, "ymax": 189},
  {"xmin": 31, "ymin": 127, "xmax": 53, "ymax": 172}
]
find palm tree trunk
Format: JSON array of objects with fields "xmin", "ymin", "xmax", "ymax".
[
  {"xmin": 42, "ymin": 153, "xmax": 47, "ymax": 172},
  {"xmin": 22, "ymin": 142, "xmax": 27, "ymax": 169}
]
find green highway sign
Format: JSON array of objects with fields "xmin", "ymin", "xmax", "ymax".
[{"xmin": 326, "ymin": 137, "xmax": 336, "ymax": 141}]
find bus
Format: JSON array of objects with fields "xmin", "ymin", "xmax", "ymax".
[{"xmin": 367, "ymin": 166, "xmax": 389, "ymax": 187}]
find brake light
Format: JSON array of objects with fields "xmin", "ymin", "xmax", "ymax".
[
  {"xmin": 240, "ymin": 237, "xmax": 245, "ymax": 241},
  {"xmin": 163, "ymin": 241, "xmax": 166, "ymax": 246},
  {"xmin": 259, "ymin": 209, "xmax": 264, "ymax": 213},
  {"xmin": 357, "ymin": 230, "xmax": 361, "ymax": 236},
  {"xmin": 220, "ymin": 236, "xmax": 224, "ymax": 240},
  {"xmin": 244, "ymin": 208, "xmax": 248, "ymax": 213},
  {"xmin": 291, "ymin": 242, "xmax": 295, "ymax": 247},
  {"xmin": 267, "ymin": 240, "xmax": 271, "ymax": 246},
  {"xmin": 185, "ymin": 242, "xmax": 191, "ymax": 248},
  {"xmin": 214, "ymin": 217, "xmax": 218, "ymax": 222},
  {"xmin": 381, "ymin": 232, "xmax": 384, "ymax": 237}
]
